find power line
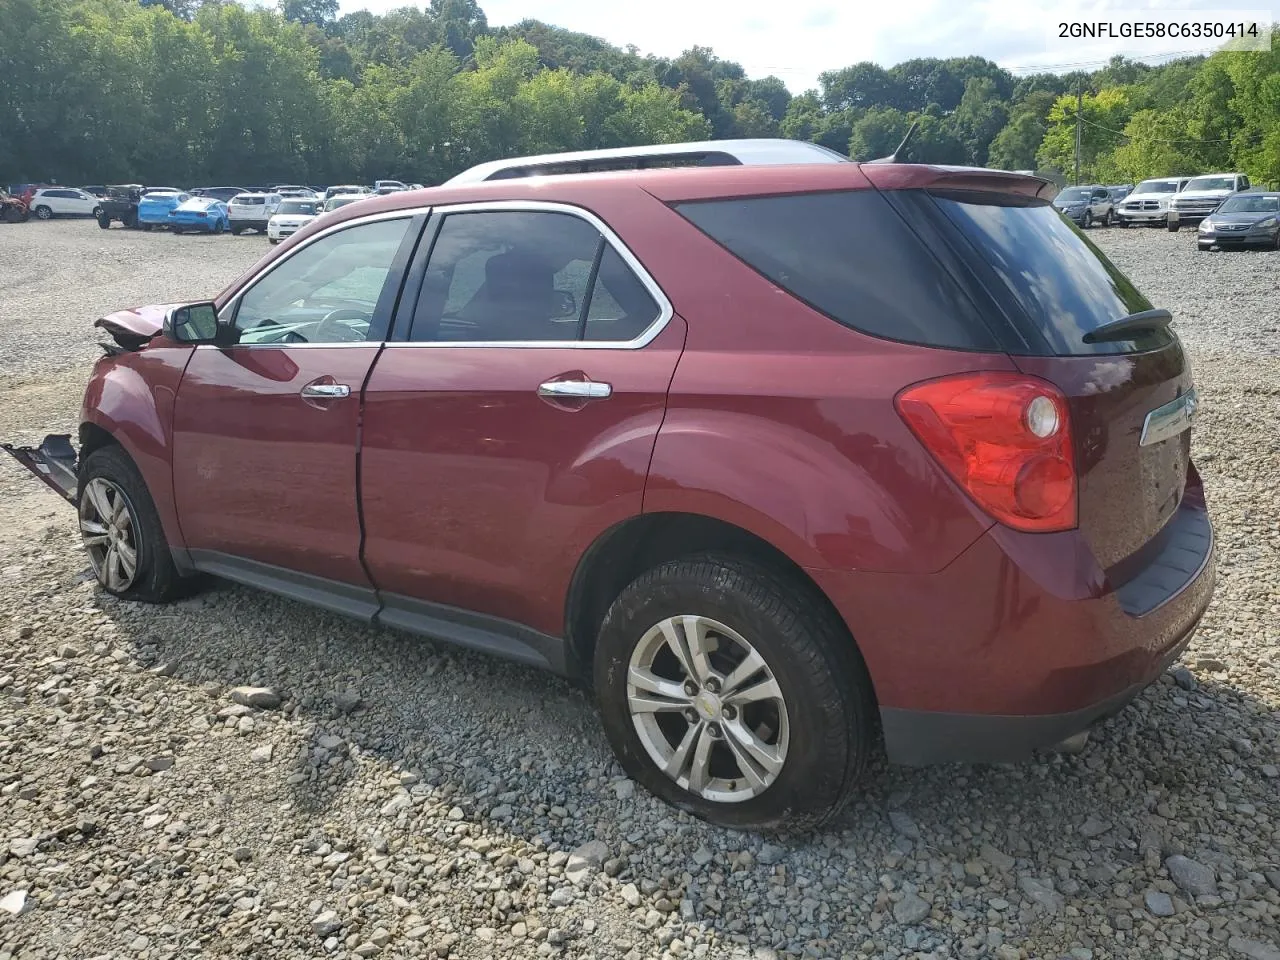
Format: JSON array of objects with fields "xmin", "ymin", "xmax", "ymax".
[
  {"xmin": 1074, "ymin": 111, "xmax": 1233, "ymax": 144},
  {"xmin": 1002, "ymin": 49, "xmax": 1211, "ymax": 75}
]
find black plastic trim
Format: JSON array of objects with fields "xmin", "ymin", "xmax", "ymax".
[
  {"xmin": 187, "ymin": 550, "xmax": 379, "ymax": 621},
  {"xmin": 1114, "ymin": 501, "xmax": 1213, "ymax": 617},
  {"xmin": 2, "ymin": 434, "xmax": 79, "ymax": 503},
  {"xmin": 377, "ymin": 593, "xmax": 569, "ymax": 674}
]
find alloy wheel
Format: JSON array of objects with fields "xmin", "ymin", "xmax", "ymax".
[
  {"xmin": 80, "ymin": 477, "xmax": 139, "ymax": 592},
  {"xmin": 626, "ymin": 614, "xmax": 790, "ymax": 803}
]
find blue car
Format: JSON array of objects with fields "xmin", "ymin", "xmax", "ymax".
[
  {"xmin": 137, "ymin": 190, "xmax": 190, "ymax": 229},
  {"xmin": 168, "ymin": 196, "xmax": 230, "ymax": 234}
]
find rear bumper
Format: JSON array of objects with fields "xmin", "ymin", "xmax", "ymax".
[
  {"xmin": 809, "ymin": 470, "xmax": 1216, "ymax": 764},
  {"xmin": 231, "ymin": 218, "xmax": 268, "ymax": 230},
  {"xmin": 2, "ymin": 435, "xmax": 78, "ymax": 503}
]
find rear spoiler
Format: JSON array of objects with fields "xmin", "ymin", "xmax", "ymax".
[{"xmin": 860, "ymin": 164, "xmax": 1056, "ymax": 201}]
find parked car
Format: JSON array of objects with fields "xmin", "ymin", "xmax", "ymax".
[
  {"xmin": 273, "ymin": 184, "xmax": 317, "ymax": 198},
  {"xmin": 168, "ymin": 196, "xmax": 231, "ymax": 234},
  {"xmin": 322, "ymin": 194, "xmax": 367, "ymax": 213},
  {"xmin": 80, "ymin": 185, "xmax": 109, "ymax": 198},
  {"xmin": 0, "ymin": 189, "xmax": 31, "ymax": 223},
  {"xmin": 1114, "ymin": 177, "xmax": 1191, "ymax": 226},
  {"xmin": 136, "ymin": 190, "xmax": 191, "ymax": 229},
  {"xmin": 324, "ymin": 184, "xmax": 368, "ymax": 200},
  {"xmin": 143, "ymin": 187, "xmax": 183, "ymax": 195},
  {"xmin": 29, "ymin": 187, "xmax": 103, "ymax": 220},
  {"xmin": 192, "ymin": 186, "xmax": 250, "ymax": 204},
  {"xmin": 373, "ymin": 179, "xmax": 407, "ymax": 193},
  {"xmin": 1168, "ymin": 173, "xmax": 1251, "ymax": 230},
  {"xmin": 228, "ymin": 192, "xmax": 283, "ymax": 234},
  {"xmin": 2, "ymin": 158, "xmax": 1214, "ymax": 830},
  {"xmin": 1196, "ymin": 192, "xmax": 1280, "ymax": 250},
  {"xmin": 1052, "ymin": 185, "xmax": 1114, "ymax": 227},
  {"xmin": 96, "ymin": 185, "xmax": 145, "ymax": 229},
  {"xmin": 1106, "ymin": 184, "xmax": 1134, "ymax": 202},
  {"xmin": 267, "ymin": 197, "xmax": 322, "ymax": 243}
]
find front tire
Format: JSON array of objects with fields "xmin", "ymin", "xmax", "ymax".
[
  {"xmin": 1168, "ymin": 219, "xmax": 1180, "ymax": 232},
  {"xmin": 97, "ymin": 214, "xmax": 111, "ymax": 229},
  {"xmin": 1081, "ymin": 211, "xmax": 1092, "ymax": 229},
  {"xmin": 78, "ymin": 446, "xmax": 183, "ymax": 603},
  {"xmin": 34, "ymin": 205, "xmax": 52, "ymax": 220},
  {"xmin": 593, "ymin": 555, "xmax": 875, "ymax": 831}
]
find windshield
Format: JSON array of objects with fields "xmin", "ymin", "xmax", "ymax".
[
  {"xmin": 1135, "ymin": 179, "xmax": 1179, "ymax": 194},
  {"xmin": 1184, "ymin": 176, "xmax": 1236, "ymax": 192},
  {"xmin": 278, "ymin": 200, "xmax": 320, "ymax": 215},
  {"xmin": 325, "ymin": 197, "xmax": 360, "ymax": 211},
  {"xmin": 1057, "ymin": 188, "xmax": 1090, "ymax": 202},
  {"xmin": 1217, "ymin": 194, "xmax": 1279, "ymax": 213}
]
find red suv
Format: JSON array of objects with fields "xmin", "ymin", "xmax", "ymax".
[{"xmin": 6, "ymin": 160, "xmax": 1214, "ymax": 830}]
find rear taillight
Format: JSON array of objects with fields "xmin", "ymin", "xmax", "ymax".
[{"xmin": 895, "ymin": 372, "xmax": 1076, "ymax": 533}]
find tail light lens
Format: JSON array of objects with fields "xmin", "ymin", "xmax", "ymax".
[{"xmin": 895, "ymin": 372, "xmax": 1076, "ymax": 532}]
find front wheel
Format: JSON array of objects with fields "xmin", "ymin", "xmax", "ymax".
[
  {"xmin": 1101, "ymin": 210, "xmax": 1112, "ymax": 227},
  {"xmin": 1081, "ymin": 211, "xmax": 1092, "ymax": 229},
  {"xmin": 594, "ymin": 555, "xmax": 875, "ymax": 831},
  {"xmin": 78, "ymin": 446, "xmax": 184, "ymax": 603},
  {"xmin": 97, "ymin": 214, "xmax": 111, "ymax": 229},
  {"xmin": 230, "ymin": 225, "xmax": 242, "ymax": 235},
  {"xmin": 34, "ymin": 205, "xmax": 52, "ymax": 220},
  {"xmin": 1167, "ymin": 219, "xmax": 1181, "ymax": 232}
]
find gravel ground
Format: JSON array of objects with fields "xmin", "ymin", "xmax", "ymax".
[{"xmin": 1, "ymin": 219, "xmax": 1278, "ymax": 960}]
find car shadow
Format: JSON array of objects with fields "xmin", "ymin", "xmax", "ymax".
[{"xmin": 91, "ymin": 570, "xmax": 1278, "ymax": 953}]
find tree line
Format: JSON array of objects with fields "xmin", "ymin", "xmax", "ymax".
[{"xmin": 2, "ymin": 0, "xmax": 1278, "ymax": 187}]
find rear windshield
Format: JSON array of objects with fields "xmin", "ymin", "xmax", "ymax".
[
  {"xmin": 932, "ymin": 193, "xmax": 1172, "ymax": 355},
  {"xmin": 674, "ymin": 190, "xmax": 997, "ymax": 350},
  {"xmin": 278, "ymin": 199, "xmax": 319, "ymax": 215},
  {"xmin": 233, "ymin": 196, "xmax": 265, "ymax": 205},
  {"xmin": 1135, "ymin": 179, "xmax": 1179, "ymax": 194}
]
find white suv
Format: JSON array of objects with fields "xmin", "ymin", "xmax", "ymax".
[
  {"xmin": 29, "ymin": 187, "xmax": 102, "ymax": 220},
  {"xmin": 228, "ymin": 193, "xmax": 283, "ymax": 235}
]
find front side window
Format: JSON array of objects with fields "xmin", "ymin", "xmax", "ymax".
[
  {"xmin": 232, "ymin": 218, "xmax": 411, "ymax": 344},
  {"xmin": 410, "ymin": 210, "xmax": 661, "ymax": 343}
]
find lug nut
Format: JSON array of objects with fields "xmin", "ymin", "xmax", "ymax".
[
  {"xmin": 704, "ymin": 677, "xmax": 721, "ymax": 694},
  {"xmin": 722, "ymin": 704, "xmax": 736, "ymax": 720},
  {"xmin": 708, "ymin": 723, "xmax": 722, "ymax": 738},
  {"xmin": 683, "ymin": 708, "xmax": 697, "ymax": 723},
  {"xmin": 683, "ymin": 681, "xmax": 698, "ymax": 696}
]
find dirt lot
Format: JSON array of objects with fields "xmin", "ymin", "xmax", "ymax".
[{"xmin": 0, "ymin": 219, "xmax": 1278, "ymax": 960}]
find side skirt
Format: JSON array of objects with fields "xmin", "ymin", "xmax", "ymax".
[{"xmin": 185, "ymin": 550, "xmax": 572, "ymax": 675}]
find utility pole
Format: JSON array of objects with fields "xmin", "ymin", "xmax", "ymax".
[{"xmin": 1074, "ymin": 78, "xmax": 1083, "ymax": 186}]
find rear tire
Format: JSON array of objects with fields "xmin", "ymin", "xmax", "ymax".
[
  {"xmin": 96, "ymin": 214, "xmax": 111, "ymax": 229},
  {"xmin": 231, "ymin": 225, "xmax": 242, "ymax": 235},
  {"xmin": 78, "ymin": 446, "xmax": 184, "ymax": 604},
  {"xmin": 593, "ymin": 554, "xmax": 875, "ymax": 832},
  {"xmin": 1081, "ymin": 211, "xmax": 1092, "ymax": 229},
  {"xmin": 1167, "ymin": 219, "xmax": 1180, "ymax": 232},
  {"xmin": 34, "ymin": 205, "xmax": 52, "ymax": 220}
]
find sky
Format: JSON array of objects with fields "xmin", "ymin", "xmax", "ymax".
[{"xmin": 337, "ymin": 0, "xmax": 1277, "ymax": 92}]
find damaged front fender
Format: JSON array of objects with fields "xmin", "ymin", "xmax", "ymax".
[{"xmin": 1, "ymin": 435, "xmax": 78, "ymax": 504}]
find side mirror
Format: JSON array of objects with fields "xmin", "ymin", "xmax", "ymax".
[
  {"xmin": 552, "ymin": 289, "xmax": 578, "ymax": 319},
  {"xmin": 165, "ymin": 301, "xmax": 221, "ymax": 343}
]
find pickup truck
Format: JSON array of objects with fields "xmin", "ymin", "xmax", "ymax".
[
  {"xmin": 96, "ymin": 185, "xmax": 145, "ymax": 229},
  {"xmin": 1167, "ymin": 173, "xmax": 1252, "ymax": 231}
]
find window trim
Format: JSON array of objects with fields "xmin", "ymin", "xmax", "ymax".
[
  {"xmin": 215, "ymin": 207, "xmax": 428, "ymax": 348},
  {"xmin": 388, "ymin": 199, "xmax": 674, "ymax": 351}
]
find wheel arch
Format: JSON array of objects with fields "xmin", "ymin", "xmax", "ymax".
[{"xmin": 565, "ymin": 512, "xmax": 874, "ymax": 700}]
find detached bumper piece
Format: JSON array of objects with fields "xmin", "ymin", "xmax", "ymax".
[{"xmin": 1, "ymin": 434, "xmax": 78, "ymax": 504}]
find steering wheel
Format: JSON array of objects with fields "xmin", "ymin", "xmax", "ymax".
[{"xmin": 312, "ymin": 308, "xmax": 370, "ymax": 343}]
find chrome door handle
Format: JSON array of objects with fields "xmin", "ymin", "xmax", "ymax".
[
  {"xmin": 537, "ymin": 380, "xmax": 612, "ymax": 399},
  {"xmin": 300, "ymin": 383, "xmax": 351, "ymax": 399}
]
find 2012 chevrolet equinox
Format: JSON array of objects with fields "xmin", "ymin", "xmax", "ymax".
[{"xmin": 5, "ymin": 154, "xmax": 1214, "ymax": 830}]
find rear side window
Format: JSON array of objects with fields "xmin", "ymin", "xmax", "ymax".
[
  {"xmin": 674, "ymin": 190, "xmax": 997, "ymax": 350},
  {"xmin": 931, "ymin": 193, "xmax": 1171, "ymax": 355}
]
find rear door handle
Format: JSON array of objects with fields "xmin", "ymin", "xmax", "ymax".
[
  {"xmin": 300, "ymin": 383, "xmax": 351, "ymax": 399},
  {"xmin": 537, "ymin": 380, "xmax": 611, "ymax": 399}
]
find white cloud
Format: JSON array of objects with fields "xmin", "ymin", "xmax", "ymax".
[{"xmin": 338, "ymin": 0, "xmax": 1278, "ymax": 92}]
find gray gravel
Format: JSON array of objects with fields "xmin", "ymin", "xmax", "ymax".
[{"xmin": 1, "ymin": 219, "xmax": 1278, "ymax": 960}]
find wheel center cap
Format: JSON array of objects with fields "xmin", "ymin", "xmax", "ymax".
[{"xmin": 694, "ymin": 692, "xmax": 721, "ymax": 720}]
